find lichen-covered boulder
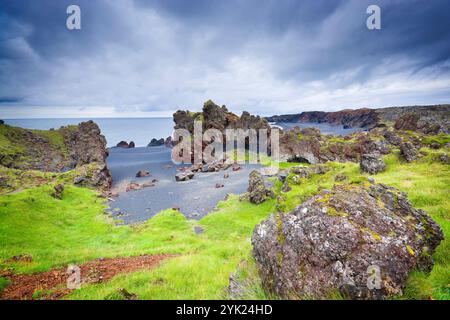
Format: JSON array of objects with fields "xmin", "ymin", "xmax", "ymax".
[
  {"xmin": 252, "ymin": 183, "xmax": 443, "ymax": 300},
  {"xmin": 400, "ymin": 141, "xmax": 418, "ymax": 163},
  {"xmin": 247, "ymin": 170, "xmax": 273, "ymax": 204},
  {"xmin": 360, "ymin": 153, "xmax": 386, "ymax": 174}
]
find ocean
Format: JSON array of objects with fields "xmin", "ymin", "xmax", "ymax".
[{"xmin": 3, "ymin": 118, "xmax": 361, "ymax": 148}]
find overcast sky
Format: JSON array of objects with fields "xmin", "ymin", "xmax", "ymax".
[{"xmin": 1, "ymin": 0, "xmax": 449, "ymax": 118}]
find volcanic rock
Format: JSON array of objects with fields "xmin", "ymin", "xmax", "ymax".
[
  {"xmin": 360, "ymin": 153, "xmax": 386, "ymax": 174},
  {"xmin": 175, "ymin": 171, "xmax": 195, "ymax": 182},
  {"xmin": 252, "ymin": 183, "xmax": 444, "ymax": 299},
  {"xmin": 136, "ymin": 170, "xmax": 151, "ymax": 178},
  {"xmin": 247, "ymin": 170, "xmax": 273, "ymax": 204},
  {"xmin": 400, "ymin": 142, "xmax": 418, "ymax": 163}
]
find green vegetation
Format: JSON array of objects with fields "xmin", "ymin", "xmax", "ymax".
[
  {"xmin": 0, "ymin": 124, "xmax": 72, "ymax": 170},
  {"xmin": 0, "ymin": 136, "xmax": 448, "ymax": 300},
  {"xmin": 0, "ymin": 183, "xmax": 276, "ymax": 299},
  {"xmin": 0, "ymin": 277, "xmax": 10, "ymax": 295},
  {"xmin": 0, "ymin": 125, "xmax": 27, "ymax": 167},
  {"xmin": 422, "ymin": 133, "xmax": 450, "ymax": 147}
]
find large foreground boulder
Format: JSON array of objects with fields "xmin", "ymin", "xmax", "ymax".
[{"xmin": 252, "ymin": 183, "xmax": 443, "ymax": 299}]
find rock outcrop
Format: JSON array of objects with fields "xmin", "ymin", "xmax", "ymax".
[
  {"xmin": 62, "ymin": 121, "xmax": 112, "ymax": 190},
  {"xmin": 148, "ymin": 138, "xmax": 165, "ymax": 147},
  {"xmin": 360, "ymin": 153, "xmax": 386, "ymax": 174},
  {"xmin": 279, "ymin": 127, "xmax": 321, "ymax": 164},
  {"xmin": 116, "ymin": 141, "xmax": 130, "ymax": 148},
  {"xmin": 116, "ymin": 141, "xmax": 135, "ymax": 148},
  {"xmin": 136, "ymin": 170, "xmax": 150, "ymax": 178},
  {"xmin": 394, "ymin": 113, "xmax": 443, "ymax": 134},
  {"xmin": 400, "ymin": 141, "xmax": 418, "ymax": 163},
  {"xmin": 252, "ymin": 183, "xmax": 443, "ymax": 299},
  {"xmin": 244, "ymin": 170, "xmax": 273, "ymax": 204},
  {"xmin": 0, "ymin": 121, "xmax": 112, "ymax": 190},
  {"xmin": 175, "ymin": 171, "xmax": 195, "ymax": 182},
  {"xmin": 52, "ymin": 184, "xmax": 64, "ymax": 200}
]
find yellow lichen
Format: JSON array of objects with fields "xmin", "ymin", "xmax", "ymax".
[{"xmin": 406, "ymin": 245, "xmax": 416, "ymax": 256}]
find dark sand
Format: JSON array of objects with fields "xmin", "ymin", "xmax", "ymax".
[{"xmin": 107, "ymin": 146, "xmax": 262, "ymax": 223}]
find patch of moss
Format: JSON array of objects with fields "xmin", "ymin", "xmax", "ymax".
[
  {"xmin": 361, "ymin": 227, "xmax": 382, "ymax": 242},
  {"xmin": 422, "ymin": 133, "xmax": 450, "ymax": 147},
  {"xmin": 276, "ymin": 214, "xmax": 286, "ymax": 245},
  {"xmin": 0, "ymin": 276, "xmax": 10, "ymax": 295}
]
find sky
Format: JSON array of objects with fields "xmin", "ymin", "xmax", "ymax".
[{"xmin": 0, "ymin": 0, "xmax": 449, "ymax": 118}]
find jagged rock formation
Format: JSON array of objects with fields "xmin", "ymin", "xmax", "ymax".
[
  {"xmin": 0, "ymin": 121, "xmax": 111, "ymax": 190},
  {"xmin": 252, "ymin": 183, "xmax": 444, "ymax": 299},
  {"xmin": 241, "ymin": 170, "xmax": 273, "ymax": 204},
  {"xmin": 400, "ymin": 141, "xmax": 418, "ymax": 163},
  {"xmin": 174, "ymin": 100, "xmax": 271, "ymax": 133},
  {"xmin": 147, "ymin": 136, "xmax": 174, "ymax": 148}
]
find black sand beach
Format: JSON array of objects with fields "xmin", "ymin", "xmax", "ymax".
[{"xmin": 107, "ymin": 146, "xmax": 262, "ymax": 223}]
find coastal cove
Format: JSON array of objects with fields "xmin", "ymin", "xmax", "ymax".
[{"xmin": 0, "ymin": 102, "xmax": 449, "ymax": 301}]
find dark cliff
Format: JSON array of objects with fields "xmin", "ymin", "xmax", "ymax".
[{"xmin": 267, "ymin": 104, "xmax": 450, "ymax": 133}]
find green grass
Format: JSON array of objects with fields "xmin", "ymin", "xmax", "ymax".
[
  {"xmin": 0, "ymin": 125, "xmax": 27, "ymax": 166},
  {"xmin": 422, "ymin": 133, "xmax": 450, "ymax": 147},
  {"xmin": 0, "ymin": 184, "xmax": 275, "ymax": 299},
  {"xmin": 0, "ymin": 146, "xmax": 448, "ymax": 300},
  {"xmin": 31, "ymin": 129, "xmax": 69, "ymax": 156}
]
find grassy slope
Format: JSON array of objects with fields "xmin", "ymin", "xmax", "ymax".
[{"xmin": 0, "ymin": 149, "xmax": 448, "ymax": 300}]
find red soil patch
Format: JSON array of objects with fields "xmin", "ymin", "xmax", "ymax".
[{"xmin": 0, "ymin": 254, "xmax": 174, "ymax": 300}]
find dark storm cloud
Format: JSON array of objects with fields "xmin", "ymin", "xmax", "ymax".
[{"xmin": 0, "ymin": 0, "xmax": 449, "ymax": 117}]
